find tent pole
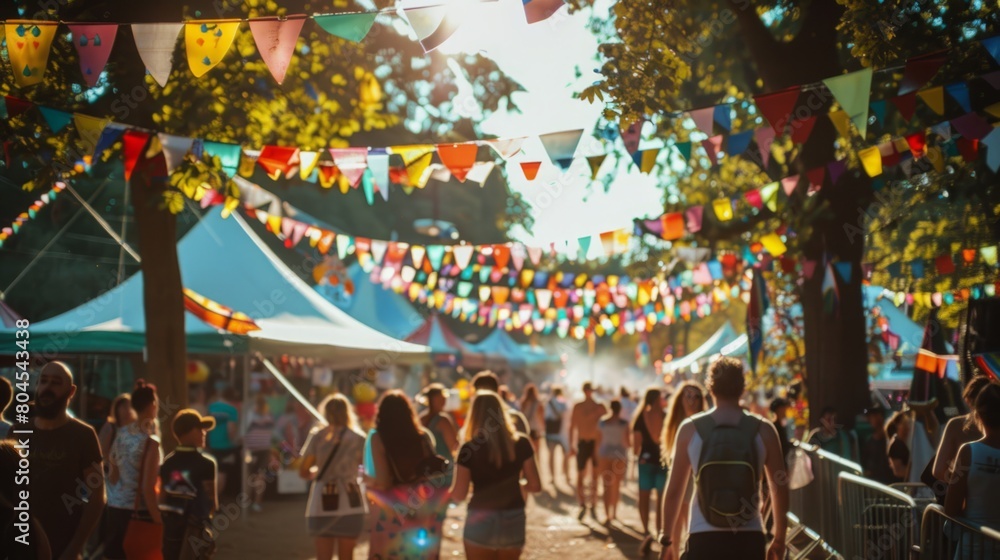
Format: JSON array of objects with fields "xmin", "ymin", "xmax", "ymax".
[{"xmin": 241, "ymin": 352, "xmax": 250, "ymax": 523}]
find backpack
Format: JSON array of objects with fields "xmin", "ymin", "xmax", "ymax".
[
  {"xmin": 545, "ymin": 400, "xmax": 562, "ymax": 435},
  {"xmin": 693, "ymin": 411, "xmax": 762, "ymax": 529}
]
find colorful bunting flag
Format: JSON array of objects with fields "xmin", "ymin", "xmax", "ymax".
[
  {"xmin": 714, "ymin": 104, "xmax": 732, "ymax": 132},
  {"xmin": 539, "ymin": 129, "xmax": 583, "ymax": 169},
  {"xmin": 620, "ymin": 120, "xmax": 644, "ymax": 154},
  {"xmin": 248, "ymin": 16, "xmax": 306, "ymax": 85},
  {"xmin": 158, "ymin": 133, "xmax": 195, "ymax": 173},
  {"xmin": 713, "ymin": 198, "xmax": 734, "ymax": 221},
  {"xmin": 404, "ymin": 6, "xmax": 461, "ymax": 52},
  {"xmin": 983, "ymin": 127, "xmax": 1000, "ymax": 173},
  {"xmin": 690, "ymin": 107, "xmax": 715, "ymax": 135},
  {"xmin": 789, "ymin": 116, "xmax": 817, "ymax": 144},
  {"xmin": 123, "ymin": 130, "xmax": 151, "ymax": 181},
  {"xmin": 951, "ymin": 112, "xmax": 993, "ymax": 141},
  {"xmin": 822, "ymin": 262, "xmax": 840, "ymax": 315},
  {"xmin": 437, "ymin": 143, "xmax": 478, "ymax": 182},
  {"xmin": 823, "ymin": 67, "xmax": 873, "ymax": 138},
  {"xmin": 520, "ymin": 161, "xmax": 541, "ymax": 181},
  {"xmin": 754, "ymin": 87, "xmax": 800, "ymax": 135},
  {"xmin": 899, "ymin": 51, "xmax": 947, "ymax": 95},
  {"xmin": 185, "ymin": 20, "xmax": 240, "ymax": 78},
  {"xmin": 203, "ymin": 141, "xmax": 242, "ymax": 177},
  {"xmin": 685, "ymin": 206, "xmax": 704, "ymax": 233},
  {"xmin": 702, "ymin": 135, "xmax": 723, "ymax": 166},
  {"xmin": 132, "ymin": 23, "xmax": 183, "ymax": 87},
  {"xmin": 523, "ymin": 0, "xmax": 566, "ymax": 24},
  {"xmin": 38, "ymin": 107, "xmax": 72, "ymax": 132},
  {"xmin": 329, "ymin": 148, "xmax": 368, "ymax": 187},
  {"xmin": 69, "ymin": 24, "xmax": 117, "ymax": 87},
  {"xmin": 760, "ymin": 233, "xmax": 786, "ymax": 256},
  {"xmin": 827, "ymin": 110, "xmax": 853, "ymax": 139},
  {"xmin": 367, "ymin": 153, "xmax": 390, "ymax": 200},
  {"xmin": 586, "ymin": 155, "xmax": 606, "ymax": 179},
  {"xmin": 982, "ymin": 36, "xmax": 1000, "ymax": 65},
  {"xmin": 918, "ymin": 87, "xmax": 945, "ymax": 116},
  {"xmin": 754, "ymin": 127, "xmax": 775, "ymax": 169},
  {"xmin": 313, "ymin": 12, "xmax": 378, "ymax": 43},
  {"xmin": 727, "ymin": 130, "xmax": 753, "ymax": 156},
  {"xmin": 858, "ymin": 146, "xmax": 882, "ymax": 177},
  {"xmin": 483, "ymin": 137, "xmax": 525, "ymax": 160},
  {"xmin": 747, "ymin": 268, "xmax": 769, "ymax": 373},
  {"xmin": 5, "ymin": 21, "xmax": 58, "ymax": 87},
  {"xmin": 781, "ymin": 175, "xmax": 799, "ymax": 196}
]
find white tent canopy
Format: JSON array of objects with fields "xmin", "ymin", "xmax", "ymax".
[
  {"xmin": 2, "ymin": 208, "xmax": 430, "ymax": 368},
  {"xmin": 664, "ymin": 322, "xmax": 745, "ymax": 373}
]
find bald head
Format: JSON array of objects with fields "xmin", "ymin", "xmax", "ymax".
[
  {"xmin": 40, "ymin": 361, "xmax": 74, "ymax": 384},
  {"xmin": 36, "ymin": 361, "xmax": 76, "ymax": 419}
]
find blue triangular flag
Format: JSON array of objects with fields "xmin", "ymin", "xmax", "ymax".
[
  {"xmin": 713, "ymin": 104, "xmax": 732, "ymax": 131},
  {"xmin": 834, "ymin": 261, "xmax": 853, "ymax": 283},
  {"xmin": 727, "ymin": 130, "xmax": 753, "ymax": 156},
  {"xmin": 911, "ymin": 259, "xmax": 925, "ymax": 279},
  {"xmin": 39, "ymin": 107, "xmax": 72, "ymax": 132},
  {"xmin": 870, "ymin": 99, "xmax": 887, "ymax": 125},
  {"xmin": 94, "ymin": 126, "xmax": 123, "ymax": 157},
  {"xmin": 578, "ymin": 236, "xmax": 592, "ymax": 258},
  {"xmin": 945, "ymin": 82, "xmax": 972, "ymax": 113},
  {"xmin": 983, "ymin": 127, "xmax": 1000, "ymax": 173},
  {"xmin": 982, "ymin": 36, "xmax": 1000, "ymax": 65}
]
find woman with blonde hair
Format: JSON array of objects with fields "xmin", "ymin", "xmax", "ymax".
[
  {"xmin": 299, "ymin": 394, "xmax": 367, "ymax": 560},
  {"xmin": 597, "ymin": 399, "xmax": 631, "ymax": 525},
  {"xmin": 451, "ymin": 391, "xmax": 541, "ymax": 559},
  {"xmin": 660, "ymin": 381, "xmax": 706, "ymax": 553}
]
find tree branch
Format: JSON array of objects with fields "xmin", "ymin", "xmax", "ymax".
[{"xmin": 727, "ymin": 0, "xmax": 786, "ymax": 90}]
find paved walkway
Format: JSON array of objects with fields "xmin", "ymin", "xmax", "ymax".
[{"xmin": 217, "ymin": 467, "xmax": 662, "ymax": 559}]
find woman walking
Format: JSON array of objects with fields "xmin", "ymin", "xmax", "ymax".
[
  {"xmin": 660, "ymin": 381, "xmax": 706, "ymax": 554},
  {"xmin": 451, "ymin": 391, "xmax": 542, "ymax": 560},
  {"xmin": 597, "ymin": 399, "xmax": 630, "ymax": 525},
  {"xmin": 419, "ymin": 383, "xmax": 460, "ymax": 486},
  {"xmin": 99, "ymin": 394, "xmax": 136, "ymax": 459},
  {"xmin": 105, "ymin": 380, "xmax": 162, "ymax": 560},
  {"xmin": 632, "ymin": 387, "xmax": 666, "ymax": 554},
  {"xmin": 299, "ymin": 394, "xmax": 368, "ymax": 560},
  {"xmin": 520, "ymin": 384, "xmax": 546, "ymax": 451},
  {"xmin": 245, "ymin": 395, "xmax": 276, "ymax": 513},
  {"xmin": 367, "ymin": 391, "xmax": 449, "ymax": 560}
]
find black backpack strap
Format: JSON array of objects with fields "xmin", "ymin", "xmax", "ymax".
[
  {"xmin": 692, "ymin": 413, "xmax": 716, "ymax": 472},
  {"xmin": 737, "ymin": 412, "xmax": 763, "ymax": 478}
]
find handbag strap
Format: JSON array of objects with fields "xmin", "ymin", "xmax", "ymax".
[
  {"xmin": 548, "ymin": 399, "xmax": 559, "ymax": 418},
  {"xmin": 316, "ymin": 428, "xmax": 346, "ymax": 482},
  {"xmin": 132, "ymin": 436, "xmax": 153, "ymax": 517}
]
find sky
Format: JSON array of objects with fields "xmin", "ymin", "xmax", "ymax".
[{"xmin": 408, "ymin": 0, "xmax": 666, "ymax": 249}]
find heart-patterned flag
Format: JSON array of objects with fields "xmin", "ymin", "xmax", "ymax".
[
  {"xmin": 69, "ymin": 24, "xmax": 117, "ymax": 88},
  {"xmin": 5, "ymin": 21, "xmax": 59, "ymax": 87},
  {"xmin": 185, "ymin": 20, "xmax": 241, "ymax": 78}
]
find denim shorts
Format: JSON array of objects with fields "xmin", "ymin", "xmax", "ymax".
[{"xmin": 464, "ymin": 509, "xmax": 526, "ymax": 549}]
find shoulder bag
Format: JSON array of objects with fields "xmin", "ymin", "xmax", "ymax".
[{"xmin": 123, "ymin": 436, "xmax": 164, "ymax": 560}]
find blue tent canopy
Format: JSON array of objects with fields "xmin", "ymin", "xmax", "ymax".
[{"xmin": 326, "ymin": 264, "xmax": 423, "ymax": 340}]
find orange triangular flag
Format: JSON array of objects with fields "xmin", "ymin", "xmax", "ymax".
[
  {"xmin": 520, "ymin": 161, "xmax": 541, "ymax": 180},
  {"xmin": 437, "ymin": 143, "xmax": 477, "ymax": 182}
]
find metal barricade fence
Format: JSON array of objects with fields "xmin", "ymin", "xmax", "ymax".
[
  {"xmin": 838, "ymin": 472, "xmax": 918, "ymax": 560},
  {"xmin": 789, "ymin": 440, "xmax": 864, "ymax": 555},
  {"xmin": 917, "ymin": 504, "xmax": 1000, "ymax": 560}
]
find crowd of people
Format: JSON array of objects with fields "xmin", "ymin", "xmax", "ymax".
[{"xmin": 1, "ymin": 358, "xmax": 999, "ymax": 560}]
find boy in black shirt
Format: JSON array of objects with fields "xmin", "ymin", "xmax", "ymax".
[{"xmin": 160, "ymin": 409, "xmax": 218, "ymax": 560}]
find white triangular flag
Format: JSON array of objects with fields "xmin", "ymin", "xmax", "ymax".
[{"xmin": 132, "ymin": 23, "xmax": 182, "ymax": 87}]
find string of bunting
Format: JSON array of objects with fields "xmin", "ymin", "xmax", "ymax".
[{"xmin": 0, "ymin": 181, "xmax": 65, "ymax": 248}]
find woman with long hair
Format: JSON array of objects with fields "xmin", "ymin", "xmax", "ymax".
[
  {"xmin": 632, "ymin": 388, "xmax": 667, "ymax": 554},
  {"xmin": 299, "ymin": 394, "xmax": 368, "ymax": 560},
  {"xmin": 105, "ymin": 380, "xmax": 162, "ymax": 560},
  {"xmin": 451, "ymin": 391, "xmax": 541, "ymax": 560},
  {"xmin": 597, "ymin": 399, "xmax": 630, "ymax": 525},
  {"xmin": 660, "ymin": 381, "xmax": 706, "ymax": 553},
  {"xmin": 932, "ymin": 375, "xmax": 992, "ymax": 482},
  {"xmin": 367, "ymin": 390, "xmax": 448, "ymax": 559},
  {"xmin": 520, "ymin": 384, "xmax": 545, "ymax": 451},
  {"xmin": 99, "ymin": 394, "xmax": 136, "ymax": 460}
]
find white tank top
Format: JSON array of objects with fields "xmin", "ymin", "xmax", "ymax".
[
  {"xmin": 964, "ymin": 441, "xmax": 1000, "ymax": 527},
  {"xmin": 686, "ymin": 423, "xmax": 766, "ymax": 534}
]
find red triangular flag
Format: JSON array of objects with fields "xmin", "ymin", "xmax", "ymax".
[
  {"xmin": 4, "ymin": 96, "xmax": 34, "ymax": 118},
  {"xmin": 790, "ymin": 115, "xmax": 817, "ymax": 144},
  {"xmin": 906, "ymin": 131, "xmax": 926, "ymax": 158},
  {"xmin": 701, "ymin": 135, "xmax": 723, "ymax": 166},
  {"xmin": 437, "ymin": 143, "xmax": 477, "ymax": 182},
  {"xmin": 123, "ymin": 130, "xmax": 151, "ymax": 181},
  {"xmin": 957, "ymin": 137, "xmax": 979, "ymax": 163},
  {"xmin": 890, "ymin": 92, "xmax": 917, "ymax": 122},
  {"xmin": 520, "ymin": 161, "xmax": 541, "ymax": 180},
  {"xmin": 898, "ymin": 51, "xmax": 947, "ymax": 95},
  {"xmin": 492, "ymin": 245, "xmax": 511, "ymax": 269},
  {"xmin": 257, "ymin": 145, "xmax": 300, "ymax": 179},
  {"xmin": 754, "ymin": 87, "xmax": 800, "ymax": 135},
  {"xmin": 806, "ymin": 167, "xmax": 826, "ymax": 193}
]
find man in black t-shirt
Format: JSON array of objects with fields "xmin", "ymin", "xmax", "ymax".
[
  {"xmin": 28, "ymin": 361, "xmax": 105, "ymax": 560},
  {"xmin": 160, "ymin": 409, "xmax": 218, "ymax": 560},
  {"xmin": 860, "ymin": 407, "xmax": 899, "ymax": 484}
]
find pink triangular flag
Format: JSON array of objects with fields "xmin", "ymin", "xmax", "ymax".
[
  {"xmin": 689, "ymin": 107, "xmax": 715, "ymax": 135},
  {"xmin": 802, "ymin": 259, "xmax": 817, "ymax": 279},
  {"xmin": 248, "ymin": 16, "xmax": 306, "ymax": 85},
  {"xmin": 329, "ymin": 148, "xmax": 368, "ymax": 187},
  {"xmin": 781, "ymin": 175, "xmax": 800, "ymax": 196},
  {"xmin": 527, "ymin": 246, "xmax": 543, "ymax": 266},
  {"xmin": 69, "ymin": 24, "xmax": 117, "ymax": 88},
  {"xmin": 755, "ymin": 127, "xmax": 775, "ymax": 169},
  {"xmin": 620, "ymin": 119, "xmax": 645, "ymax": 154},
  {"xmin": 482, "ymin": 137, "xmax": 526, "ymax": 159},
  {"xmin": 510, "ymin": 244, "xmax": 526, "ymax": 271},
  {"xmin": 701, "ymin": 135, "xmax": 724, "ymax": 166}
]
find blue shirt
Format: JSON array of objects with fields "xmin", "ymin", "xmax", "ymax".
[{"xmin": 207, "ymin": 400, "xmax": 239, "ymax": 450}]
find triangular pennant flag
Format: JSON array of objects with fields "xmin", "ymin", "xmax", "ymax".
[
  {"xmin": 823, "ymin": 68, "xmax": 873, "ymax": 138},
  {"xmin": 689, "ymin": 107, "xmax": 715, "ymax": 135},
  {"xmin": 158, "ymin": 133, "xmax": 195, "ymax": 173},
  {"xmin": 313, "ymin": 12, "xmax": 378, "ymax": 43},
  {"xmin": 361, "ymin": 172, "xmax": 376, "ymax": 205},
  {"xmin": 466, "ymin": 161, "xmax": 494, "ymax": 186},
  {"xmin": 899, "ymin": 51, "xmax": 947, "ymax": 95},
  {"xmin": 367, "ymin": 153, "xmax": 390, "ymax": 201},
  {"xmin": 727, "ymin": 130, "xmax": 753, "ymax": 156},
  {"xmin": 754, "ymin": 127, "xmax": 775, "ymax": 169},
  {"xmin": 69, "ymin": 24, "xmax": 117, "ymax": 87},
  {"xmin": 822, "ymin": 263, "xmax": 840, "ymax": 314},
  {"xmin": 869, "ymin": 99, "xmax": 887, "ymax": 126},
  {"xmin": 403, "ymin": 6, "xmax": 461, "ymax": 53},
  {"xmin": 527, "ymin": 246, "xmax": 543, "ymax": 266},
  {"xmin": 760, "ymin": 182, "xmax": 780, "ymax": 212},
  {"xmin": 426, "ymin": 245, "xmax": 446, "ymax": 270},
  {"xmin": 336, "ymin": 234, "xmax": 352, "ymax": 260},
  {"xmin": 493, "ymin": 245, "xmax": 511, "ymax": 269},
  {"xmin": 38, "ymin": 107, "xmax": 72, "ymax": 132},
  {"xmin": 713, "ymin": 198, "xmax": 734, "ymax": 221},
  {"xmin": 833, "ymin": 261, "xmax": 852, "ymax": 283},
  {"xmin": 539, "ymin": 129, "xmax": 583, "ymax": 168},
  {"xmin": 132, "ymin": 23, "xmax": 183, "ymax": 87},
  {"xmin": 586, "ymin": 155, "xmax": 606, "ymax": 179},
  {"xmin": 745, "ymin": 189, "xmax": 763, "ymax": 210},
  {"xmin": 781, "ymin": 175, "xmax": 800, "ymax": 196},
  {"xmin": 520, "ymin": 161, "xmax": 542, "ymax": 181},
  {"xmin": 714, "ymin": 104, "xmax": 732, "ymax": 132},
  {"xmin": 5, "ymin": 21, "xmax": 58, "ymax": 87},
  {"xmin": 931, "ymin": 121, "xmax": 952, "ymax": 142},
  {"xmin": 4, "ymin": 96, "xmax": 33, "ymax": 118},
  {"xmin": 482, "ymin": 137, "xmax": 525, "ymax": 160},
  {"xmin": 701, "ymin": 136, "xmax": 723, "ymax": 166},
  {"xmin": 393, "ymin": 144, "xmax": 435, "ymax": 187},
  {"xmin": 918, "ymin": 87, "xmax": 945, "ymax": 116},
  {"xmin": 806, "ymin": 167, "xmax": 826, "ymax": 192},
  {"xmin": 983, "ymin": 128, "xmax": 1000, "ymax": 173},
  {"xmin": 828, "ymin": 110, "xmax": 853, "ymax": 139},
  {"xmin": 248, "ymin": 16, "xmax": 306, "ymax": 85},
  {"xmin": 599, "ymin": 232, "xmax": 616, "ymax": 256},
  {"xmin": 452, "ymin": 245, "xmax": 474, "ymax": 269},
  {"xmin": 437, "ymin": 143, "xmax": 477, "ymax": 182},
  {"xmin": 987, "ymin": 102, "xmax": 1000, "ymax": 119},
  {"xmin": 789, "ymin": 116, "xmax": 817, "ymax": 144},
  {"xmin": 661, "ymin": 213, "xmax": 685, "ymax": 241},
  {"xmin": 674, "ymin": 141, "xmax": 692, "ymax": 161},
  {"xmin": 858, "ymin": 146, "xmax": 882, "ymax": 177},
  {"xmin": 754, "ymin": 87, "xmax": 800, "ymax": 135},
  {"xmin": 257, "ymin": 146, "xmax": 300, "ymax": 179},
  {"xmin": 890, "ymin": 92, "xmax": 917, "ymax": 122},
  {"xmin": 945, "ymin": 82, "xmax": 972, "ymax": 113},
  {"xmin": 410, "ymin": 245, "xmax": 426, "ymax": 269},
  {"xmin": 71, "ymin": 113, "xmax": 108, "ymax": 155},
  {"xmin": 329, "ymin": 148, "xmax": 368, "ymax": 187},
  {"xmin": 620, "ymin": 119, "xmax": 645, "ymax": 154},
  {"xmin": 906, "ymin": 131, "xmax": 927, "ymax": 158},
  {"xmin": 685, "ymin": 206, "xmax": 704, "ymax": 233},
  {"xmin": 123, "ymin": 130, "xmax": 151, "ymax": 182},
  {"xmin": 185, "ymin": 21, "xmax": 241, "ymax": 78},
  {"xmin": 636, "ymin": 148, "xmax": 660, "ymax": 173},
  {"xmin": 298, "ymin": 151, "xmax": 320, "ymax": 180},
  {"xmin": 94, "ymin": 127, "xmax": 124, "ymax": 160},
  {"xmin": 951, "ymin": 112, "xmax": 993, "ymax": 141},
  {"xmin": 203, "ymin": 141, "xmax": 242, "ymax": 177},
  {"xmin": 760, "ymin": 233, "xmax": 786, "ymax": 256},
  {"xmin": 523, "ymin": 0, "xmax": 566, "ymax": 24},
  {"xmin": 983, "ymin": 70, "xmax": 1000, "ymax": 90},
  {"xmin": 578, "ymin": 236, "xmax": 593, "ymax": 258},
  {"xmin": 982, "ymin": 36, "xmax": 1000, "ymax": 65}
]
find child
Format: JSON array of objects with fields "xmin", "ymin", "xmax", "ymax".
[{"xmin": 160, "ymin": 409, "xmax": 219, "ymax": 560}]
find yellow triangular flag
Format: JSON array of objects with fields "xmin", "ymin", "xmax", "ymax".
[
  {"xmin": 858, "ymin": 146, "xmax": 882, "ymax": 177},
  {"xmin": 73, "ymin": 114, "xmax": 110, "ymax": 154},
  {"xmin": 393, "ymin": 145, "xmax": 435, "ymax": 187},
  {"xmin": 640, "ymin": 148, "xmax": 660, "ymax": 174},
  {"xmin": 760, "ymin": 182, "xmax": 779, "ymax": 212},
  {"xmin": 828, "ymin": 110, "xmax": 852, "ymax": 139},
  {"xmin": 985, "ymin": 102, "xmax": 1000, "ymax": 119},
  {"xmin": 713, "ymin": 198, "xmax": 734, "ymax": 221},
  {"xmin": 927, "ymin": 146, "xmax": 945, "ymax": 172},
  {"xmin": 918, "ymin": 87, "xmax": 945, "ymax": 116},
  {"xmin": 238, "ymin": 151, "xmax": 256, "ymax": 177},
  {"xmin": 5, "ymin": 21, "xmax": 58, "ymax": 87},
  {"xmin": 760, "ymin": 232, "xmax": 787, "ymax": 256},
  {"xmin": 587, "ymin": 155, "xmax": 607, "ymax": 179},
  {"xmin": 185, "ymin": 20, "xmax": 241, "ymax": 78},
  {"xmin": 299, "ymin": 151, "xmax": 320, "ymax": 180}
]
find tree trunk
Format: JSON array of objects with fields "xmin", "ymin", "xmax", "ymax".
[{"xmin": 129, "ymin": 152, "xmax": 188, "ymax": 444}]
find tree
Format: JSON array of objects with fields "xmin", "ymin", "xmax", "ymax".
[
  {"xmin": 0, "ymin": 0, "xmax": 522, "ymax": 415},
  {"xmin": 574, "ymin": 0, "xmax": 1000, "ymax": 426}
]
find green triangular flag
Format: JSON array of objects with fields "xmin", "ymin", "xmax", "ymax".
[
  {"xmin": 675, "ymin": 141, "xmax": 692, "ymax": 161},
  {"xmin": 361, "ymin": 169, "xmax": 376, "ymax": 205},
  {"xmin": 314, "ymin": 13, "xmax": 379, "ymax": 43},
  {"xmin": 578, "ymin": 236, "xmax": 592, "ymax": 258},
  {"xmin": 822, "ymin": 67, "xmax": 873, "ymax": 139},
  {"xmin": 39, "ymin": 107, "xmax": 73, "ymax": 132}
]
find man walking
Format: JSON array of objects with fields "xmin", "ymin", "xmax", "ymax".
[
  {"xmin": 569, "ymin": 381, "xmax": 606, "ymax": 520},
  {"xmin": 658, "ymin": 358, "xmax": 787, "ymax": 560}
]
